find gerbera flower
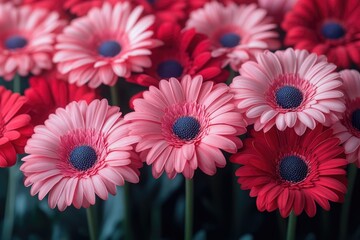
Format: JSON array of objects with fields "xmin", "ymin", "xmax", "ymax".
[
  {"xmin": 186, "ymin": 2, "xmax": 279, "ymax": 70},
  {"xmin": 20, "ymin": 99, "xmax": 142, "ymax": 210},
  {"xmin": 125, "ymin": 75, "xmax": 247, "ymax": 179},
  {"xmin": 332, "ymin": 70, "xmax": 360, "ymax": 166},
  {"xmin": 0, "ymin": 86, "xmax": 32, "ymax": 167},
  {"xmin": 53, "ymin": 2, "xmax": 161, "ymax": 88},
  {"xmin": 231, "ymin": 125, "xmax": 348, "ymax": 218},
  {"xmin": 24, "ymin": 76, "xmax": 100, "ymax": 127},
  {"xmin": 282, "ymin": 0, "xmax": 360, "ymax": 69},
  {"xmin": 64, "ymin": 0, "xmax": 187, "ymax": 24},
  {"xmin": 127, "ymin": 22, "xmax": 228, "ymax": 87},
  {"xmin": 230, "ymin": 48, "xmax": 345, "ymax": 135},
  {"xmin": 0, "ymin": 3, "xmax": 64, "ymax": 80},
  {"xmin": 258, "ymin": 0, "xmax": 297, "ymax": 24}
]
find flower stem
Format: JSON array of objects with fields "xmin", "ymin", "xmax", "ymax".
[
  {"xmin": 339, "ymin": 163, "xmax": 358, "ymax": 240},
  {"xmin": 1, "ymin": 164, "xmax": 18, "ymax": 240},
  {"xmin": 110, "ymin": 83, "xmax": 120, "ymax": 107},
  {"xmin": 124, "ymin": 183, "xmax": 133, "ymax": 240},
  {"xmin": 86, "ymin": 206, "xmax": 98, "ymax": 240},
  {"xmin": 286, "ymin": 211, "xmax": 297, "ymax": 240},
  {"xmin": 185, "ymin": 179, "xmax": 194, "ymax": 240}
]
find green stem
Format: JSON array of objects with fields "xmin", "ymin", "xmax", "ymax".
[
  {"xmin": 124, "ymin": 183, "xmax": 133, "ymax": 240},
  {"xmin": 185, "ymin": 179, "xmax": 194, "ymax": 240},
  {"xmin": 86, "ymin": 206, "xmax": 98, "ymax": 240},
  {"xmin": 339, "ymin": 163, "xmax": 358, "ymax": 240},
  {"xmin": 110, "ymin": 83, "xmax": 120, "ymax": 106},
  {"xmin": 1, "ymin": 165, "xmax": 18, "ymax": 240},
  {"xmin": 13, "ymin": 74, "xmax": 21, "ymax": 93},
  {"xmin": 286, "ymin": 211, "xmax": 297, "ymax": 240}
]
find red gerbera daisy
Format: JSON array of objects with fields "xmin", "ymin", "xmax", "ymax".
[
  {"xmin": 0, "ymin": 86, "xmax": 32, "ymax": 167},
  {"xmin": 65, "ymin": 0, "xmax": 187, "ymax": 24},
  {"xmin": 231, "ymin": 125, "xmax": 348, "ymax": 218},
  {"xmin": 282, "ymin": 0, "xmax": 360, "ymax": 69},
  {"xmin": 24, "ymin": 76, "xmax": 100, "ymax": 127},
  {"xmin": 128, "ymin": 22, "xmax": 228, "ymax": 87}
]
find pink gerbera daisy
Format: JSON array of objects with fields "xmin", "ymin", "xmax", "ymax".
[
  {"xmin": 0, "ymin": 86, "xmax": 32, "ymax": 167},
  {"xmin": 231, "ymin": 125, "xmax": 348, "ymax": 218},
  {"xmin": 230, "ymin": 48, "xmax": 345, "ymax": 135},
  {"xmin": 24, "ymin": 76, "xmax": 100, "ymax": 126},
  {"xmin": 53, "ymin": 2, "xmax": 161, "ymax": 88},
  {"xmin": 186, "ymin": 2, "xmax": 279, "ymax": 70},
  {"xmin": 21, "ymin": 99, "xmax": 142, "ymax": 210},
  {"xmin": 282, "ymin": 0, "xmax": 360, "ymax": 69},
  {"xmin": 0, "ymin": 3, "xmax": 64, "ymax": 80},
  {"xmin": 332, "ymin": 70, "xmax": 360, "ymax": 166},
  {"xmin": 128, "ymin": 22, "xmax": 227, "ymax": 87},
  {"xmin": 125, "ymin": 75, "xmax": 247, "ymax": 179}
]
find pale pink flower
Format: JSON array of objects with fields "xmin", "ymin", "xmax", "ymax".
[
  {"xmin": 53, "ymin": 2, "xmax": 161, "ymax": 88},
  {"xmin": 21, "ymin": 99, "xmax": 142, "ymax": 211},
  {"xmin": 186, "ymin": 2, "xmax": 279, "ymax": 71},
  {"xmin": 230, "ymin": 48, "xmax": 345, "ymax": 135},
  {"xmin": 125, "ymin": 75, "xmax": 247, "ymax": 179},
  {"xmin": 0, "ymin": 3, "xmax": 64, "ymax": 80},
  {"xmin": 332, "ymin": 70, "xmax": 360, "ymax": 166}
]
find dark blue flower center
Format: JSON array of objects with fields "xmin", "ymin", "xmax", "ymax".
[
  {"xmin": 157, "ymin": 60, "xmax": 183, "ymax": 79},
  {"xmin": 98, "ymin": 40, "xmax": 121, "ymax": 57},
  {"xmin": 275, "ymin": 85, "xmax": 303, "ymax": 109},
  {"xmin": 147, "ymin": 0, "xmax": 155, "ymax": 3},
  {"xmin": 220, "ymin": 33, "xmax": 241, "ymax": 48},
  {"xmin": 321, "ymin": 22, "xmax": 345, "ymax": 39},
  {"xmin": 5, "ymin": 35, "xmax": 28, "ymax": 50},
  {"xmin": 69, "ymin": 145, "xmax": 97, "ymax": 171},
  {"xmin": 172, "ymin": 116, "xmax": 201, "ymax": 140},
  {"xmin": 279, "ymin": 156, "xmax": 308, "ymax": 183},
  {"xmin": 351, "ymin": 109, "xmax": 360, "ymax": 131}
]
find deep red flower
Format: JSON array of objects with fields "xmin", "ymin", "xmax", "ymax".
[
  {"xmin": 282, "ymin": 0, "xmax": 360, "ymax": 69},
  {"xmin": 231, "ymin": 125, "xmax": 348, "ymax": 218},
  {"xmin": 127, "ymin": 22, "xmax": 228, "ymax": 88},
  {"xmin": 0, "ymin": 86, "xmax": 32, "ymax": 167},
  {"xmin": 24, "ymin": 76, "xmax": 100, "ymax": 127},
  {"xmin": 64, "ymin": 0, "xmax": 187, "ymax": 24}
]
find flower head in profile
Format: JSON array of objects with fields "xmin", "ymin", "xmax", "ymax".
[
  {"xmin": 230, "ymin": 48, "xmax": 345, "ymax": 135},
  {"xmin": 21, "ymin": 99, "xmax": 142, "ymax": 210},
  {"xmin": 282, "ymin": 0, "xmax": 360, "ymax": 69},
  {"xmin": 231, "ymin": 125, "xmax": 347, "ymax": 217},
  {"xmin": 0, "ymin": 86, "xmax": 32, "ymax": 167},
  {"xmin": 25, "ymin": 76, "xmax": 100, "ymax": 126},
  {"xmin": 332, "ymin": 70, "xmax": 360, "ymax": 166},
  {"xmin": 0, "ymin": 3, "xmax": 64, "ymax": 80},
  {"xmin": 125, "ymin": 75, "xmax": 247, "ymax": 179},
  {"xmin": 186, "ymin": 2, "xmax": 279, "ymax": 70},
  {"xmin": 54, "ymin": 2, "xmax": 161, "ymax": 88},
  {"xmin": 128, "ymin": 22, "xmax": 228, "ymax": 87}
]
